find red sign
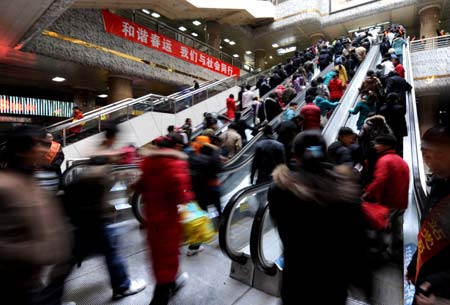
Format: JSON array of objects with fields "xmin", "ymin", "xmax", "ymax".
[{"xmin": 101, "ymin": 10, "xmax": 240, "ymax": 77}]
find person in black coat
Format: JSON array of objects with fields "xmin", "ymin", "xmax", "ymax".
[
  {"xmin": 379, "ymin": 93, "xmax": 407, "ymax": 154},
  {"xmin": 269, "ymin": 72, "xmax": 282, "ymax": 89},
  {"xmin": 328, "ymin": 127, "xmax": 356, "ymax": 167},
  {"xmin": 250, "ymin": 125, "xmax": 286, "ymax": 184},
  {"xmin": 276, "ymin": 115, "xmax": 304, "ymax": 164},
  {"xmin": 258, "ymin": 93, "xmax": 282, "ymax": 123},
  {"xmin": 269, "ymin": 131, "xmax": 372, "ymax": 305},
  {"xmin": 385, "ymin": 71, "xmax": 412, "ymax": 105},
  {"xmin": 318, "ymin": 49, "xmax": 332, "ymax": 71},
  {"xmin": 407, "ymin": 125, "xmax": 450, "ymax": 304},
  {"xmin": 234, "ymin": 111, "xmax": 253, "ymax": 145}
]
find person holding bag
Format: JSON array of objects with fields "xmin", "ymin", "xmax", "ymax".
[{"xmin": 136, "ymin": 133, "xmax": 194, "ymax": 305}]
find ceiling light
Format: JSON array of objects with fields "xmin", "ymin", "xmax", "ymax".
[
  {"xmin": 151, "ymin": 12, "xmax": 160, "ymax": 18},
  {"xmin": 233, "ymin": 54, "xmax": 239, "ymax": 58},
  {"xmin": 191, "ymin": 32, "xmax": 198, "ymax": 37},
  {"xmin": 245, "ymin": 51, "xmax": 252, "ymax": 55},
  {"xmin": 97, "ymin": 94, "xmax": 108, "ymax": 98},
  {"xmin": 223, "ymin": 38, "xmax": 230, "ymax": 43},
  {"xmin": 52, "ymin": 77, "xmax": 65, "ymax": 82},
  {"xmin": 272, "ymin": 43, "xmax": 279, "ymax": 48},
  {"xmin": 229, "ymin": 41, "xmax": 236, "ymax": 45},
  {"xmin": 178, "ymin": 26, "xmax": 187, "ymax": 32},
  {"xmin": 219, "ymin": 45, "xmax": 222, "ymax": 49},
  {"xmin": 192, "ymin": 20, "xmax": 201, "ymax": 26},
  {"xmin": 142, "ymin": 9, "xmax": 150, "ymax": 14},
  {"xmin": 243, "ymin": 64, "xmax": 250, "ymax": 70},
  {"xmin": 269, "ymin": 56, "xmax": 273, "ymax": 59}
]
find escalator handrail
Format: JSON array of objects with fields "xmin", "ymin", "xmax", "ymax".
[
  {"xmin": 249, "ymin": 201, "xmax": 278, "ymax": 275},
  {"xmin": 248, "ymin": 49, "xmax": 382, "ymax": 274},
  {"xmin": 322, "ymin": 45, "xmax": 381, "ymax": 145},
  {"xmin": 222, "ymin": 61, "xmax": 331, "ymax": 169},
  {"xmin": 46, "ymin": 78, "xmax": 224, "ymax": 131},
  {"xmin": 218, "ymin": 181, "xmax": 272, "ymax": 264},
  {"xmin": 403, "ymin": 41, "xmax": 428, "ymax": 215}
]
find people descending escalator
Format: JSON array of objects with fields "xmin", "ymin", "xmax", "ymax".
[
  {"xmin": 406, "ymin": 124, "xmax": 450, "ymax": 305},
  {"xmin": 379, "ymin": 93, "xmax": 407, "ymax": 154},
  {"xmin": 250, "ymin": 125, "xmax": 285, "ymax": 184},
  {"xmin": 234, "ymin": 111, "xmax": 253, "ymax": 146},
  {"xmin": 258, "ymin": 93, "xmax": 283, "ymax": 123},
  {"xmin": 219, "ymin": 122, "xmax": 242, "ymax": 158},
  {"xmin": 349, "ymin": 94, "xmax": 376, "ymax": 131},
  {"xmin": 276, "ymin": 115, "xmax": 304, "ymax": 166},
  {"xmin": 268, "ymin": 131, "xmax": 372, "ymax": 305}
]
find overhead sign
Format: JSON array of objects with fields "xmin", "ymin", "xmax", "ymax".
[
  {"xmin": 0, "ymin": 95, "xmax": 73, "ymax": 117},
  {"xmin": 330, "ymin": 0, "xmax": 378, "ymax": 14},
  {"xmin": 101, "ymin": 10, "xmax": 240, "ymax": 77}
]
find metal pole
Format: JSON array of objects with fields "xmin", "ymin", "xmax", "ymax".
[
  {"xmin": 98, "ymin": 117, "xmax": 101, "ymax": 132},
  {"xmin": 127, "ymin": 105, "xmax": 130, "ymax": 120}
]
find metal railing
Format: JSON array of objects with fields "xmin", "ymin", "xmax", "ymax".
[{"xmin": 410, "ymin": 34, "xmax": 450, "ymax": 53}]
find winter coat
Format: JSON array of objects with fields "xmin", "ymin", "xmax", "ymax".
[
  {"xmin": 189, "ymin": 144, "xmax": 222, "ymax": 211},
  {"xmin": 276, "ymin": 119, "xmax": 302, "ymax": 161},
  {"xmin": 269, "ymin": 73, "xmax": 282, "ymax": 89},
  {"xmin": 293, "ymin": 76, "xmax": 305, "ymax": 94},
  {"xmin": 268, "ymin": 164, "xmax": 371, "ymax": 305},
  {"xmin": 318, "ymin": 50, "xmax": 332, "ymax": 69},
  {"xmin": 323, "ymin": 71, "xmax": 337, "ymax": 86},
  {"xmin": 282, "ymin": 87, "xmax": 297, "ymax": 105},
  {"xmin": 300, "ymin": 103, "xmax": 321, "ymax": 130},
  {"xmin": 137, "ymin": 149, "xmax": 194, "ymax": 283},
  {"xmin": 349, "ymin": 101, "xmax": 376, "ymax": 130},
  {"xmin": 283, "ymin": 108, "xmax": 296, "ymax": 122},
  {"xmin": 392, "ymin": 38, "xmax": 407, "ymax": 55},
  {"xmin": 258, "ymin": 97, "xmax": 282, "ymax": 122},
  {"xmin": 385, "ymin": 75, "xmax": 412, "ymax": 96},
  {"xmin": 394, "ymin": 63, "xmax": 405, "ymax": 78},
  {"xmin": 328, "ymin": 141, "xmax": 353, "ymax": 166},
  {"xmin": 250, "ymin": 137, "xmax": 285, "ymax": 184},
  {"xmin": 260, "ymin": 81, "xmax": 271, "ymax": 97},
  {"xmin": 226, "ymin": 97, "xmax": 236, "ymax": 119},
  {"xmin": 335, "ymin": 65, "xmax": 348, "ymax": 84},
  {"xmin": 220, "ymin": 129, "xmax": 242, "ymax": 158},
  {"xmin": 379, "ymin": 103, "xmax": 407, "ymax": 139},
  {"xmin": 328, "ymin": 78, "xmax": 345, "ymax": 101},
  {"xmin": 355, "ymin": 46, "xmax": 367, "ymax": 62},
  {"xmin": 365, "ymin": 150, "xmax": 409, "ymax": 210},
  {"xmin": 0, "ymin": 170, "xmax": 70, "ymax": 297},
  {"xmin": 407, "ymin": 177, "xmax": 450, "ymax": 300},
  {"xmin": 359, "ymin": 115, "xmax": 394, "ymax": 158},
  {"xmin": 314, "ymin": 96, "xmax": 339, "ymax": 116},
  {"xmin": 359, "ymin": 76, "xmax": 383, "ymax": 102},
  {"xmin": 69, "ymin": 110, "xmax": 84, "ymax": 134},
  {"xmin": 316, "ymin": 83, "xmax": 330, "ymax": 98}
]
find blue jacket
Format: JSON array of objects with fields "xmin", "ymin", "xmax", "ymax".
[
  {"xmin": 349, "ymin": 101, "xmax": 376, "ymax": 130},
  {"xmin": 314, "ymin": 96, "xmax": 339, "ymax": 116},
  {"xmin": 323, "ymin": 71, "xmax": 337, "ymax": 86},
  {"xmin": 283, "ymin": 108, "xmax": 296, "ymax": 121},
  {"xmin": 392, "ymin": 38, "xmax": 407, "ymax": 55}
]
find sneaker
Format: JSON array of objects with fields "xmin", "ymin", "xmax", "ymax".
[
  {"xmin": 186, "ymin": 245, "xmax": 204, "ymax": 256},
  {"xmin": 113, "ymin": 279, "xmax": 146, "ymax": 299},
  {"xmin": 170, "ymin": 272, "xmax": 189, "ymax": 295}
]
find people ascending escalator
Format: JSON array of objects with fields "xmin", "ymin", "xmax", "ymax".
[{"xmin": 268, "ymin": 131, "xmax": 372, "ymax": 305}]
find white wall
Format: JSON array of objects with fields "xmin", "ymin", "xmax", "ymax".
[{"xmin": 62, "ymin": 85, "xmax": 242, "ymax": 168}]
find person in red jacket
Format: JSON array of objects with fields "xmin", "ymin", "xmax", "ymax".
[
  {"xmin": 68, "ymin": 106, "xmax": 84, "ymax": 136},
  {"xmin": 136, "ymin": 133, "xmax": 194, "ymax": 305},
  {"xmin": 392, "ymin": 58, "xmax": 405, "ymax": 78},
  {"xmin": 300, "ymin": 95, "xmax": 321, "ymax": 130},
  {"xmin": 363, "ymin": 134, "xmax": 409, "ymax": 254},
  {"xmin": 328, "ymin": 73, "xmax": 345, "ymax": 103},
  {"xmin": 226, "ymin": 94, "xmax": 236, "ymax": 119}
]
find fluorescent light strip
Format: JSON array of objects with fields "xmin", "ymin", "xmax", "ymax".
[{"xmin": 192, "ymin": 20, "xmax": 201, "ymax": 26}]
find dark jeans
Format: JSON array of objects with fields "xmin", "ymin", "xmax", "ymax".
[{"xmin": 42, "ymin": 225, "xmax": 131, "ymax": 304}]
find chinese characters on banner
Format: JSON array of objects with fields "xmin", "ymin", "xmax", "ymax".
[{"xmin": 101, "ymin": 10, "xmax": 240, "ymax": 77}]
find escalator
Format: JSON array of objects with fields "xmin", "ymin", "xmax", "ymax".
[{"xmin": 218, "ymin": 45, "xmax": 382, "ymax": 296}]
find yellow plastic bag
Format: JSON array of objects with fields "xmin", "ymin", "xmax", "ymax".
[{"xmin": 179, "ymin": 202, "xmax": 216, "ymax": 245}]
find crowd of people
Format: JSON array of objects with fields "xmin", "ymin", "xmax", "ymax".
[{"xmin": 1, "ymin": 24, "xmax": 449, "ymax": 305}]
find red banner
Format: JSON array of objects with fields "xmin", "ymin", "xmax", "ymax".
[{"xmin": 101, "ymin": 10, "xmax": 240, "ymax": 77}]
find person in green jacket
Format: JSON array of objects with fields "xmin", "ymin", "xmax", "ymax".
[
  {"xmin": 392, "ymin": 34, "xmax": 407, "ymax": 64},
  {"xmin": 349, "ymin": 95, "xmax": 376, "ymax": 130},
  {"xmin": 314, "ymin": 95, "xmax": 339, "ymax": 127}
]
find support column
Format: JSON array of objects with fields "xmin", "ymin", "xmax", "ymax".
[
  {"xmin": 418, "ymin": 4, "xmax": 441, "ymax": 39},
  {"xmin": 206, "ymin": 21, "xmax": 221, "ymax": 51},
  {"xmin": 417, "ymin": 93, "xmax": 440, "ymax": 136},
  {"xmin": 310, "ymin": 33, "xmax": 326, "ymax": 46},
  {"xmin": 254, "ymin": 49, "xmax": 266, "ymax": 70},
  {"xmin": 73, "ymin": 89, "xmax": 96, "ymax": 112},
  {"xmin": 107, "ymin": 75, "xmax": 133, "ymax": 120},
  {"xmin": 107, "ymin": 76, "xmax": 133, "ymax": 104}
]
